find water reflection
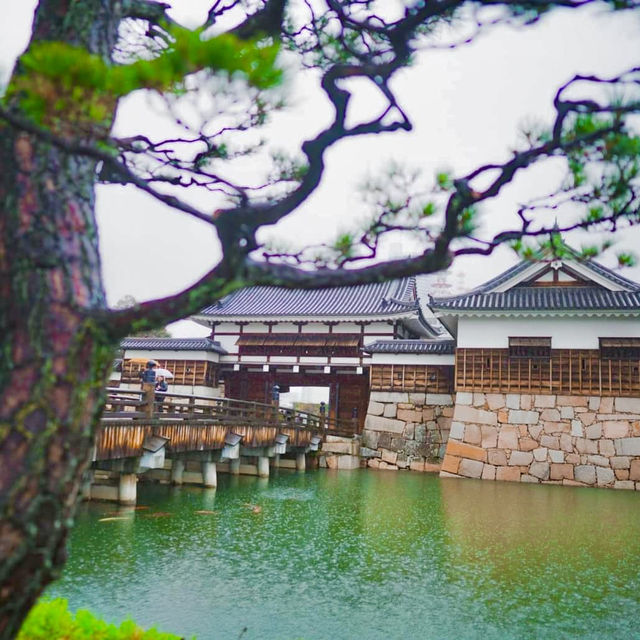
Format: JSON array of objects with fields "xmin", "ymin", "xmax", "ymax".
[{"xmin": 48, "ymin": 471, "xmax": 640, "ymax": 640}]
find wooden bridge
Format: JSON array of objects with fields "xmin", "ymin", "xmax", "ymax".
[{"xmin": 88, "ymin": 388, "xmax": 358, "ymax": 504}]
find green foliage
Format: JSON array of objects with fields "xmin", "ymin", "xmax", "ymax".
[
  {"xmin": 6, "ymin": 27, "xmax": 281, "ymax": 134},
  {"xmin": 17, "ymin": 599, "xmax": 186, "ymax": 640}
]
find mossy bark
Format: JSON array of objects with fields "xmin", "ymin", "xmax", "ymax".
[{"xmin": 0, "ymin": 2, "xmax": 124, "ymax": 637}]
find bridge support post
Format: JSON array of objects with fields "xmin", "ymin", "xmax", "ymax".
[
  {"xmin": 201, "ymin": 461, "xmax": 217, "ymax": 488},
  {"xmin": 257, "ymin": 455, "xmax": 270, "ymax": 478},
  {"xmin": 119, "ymin": 473, "xmax": 137, "ymax": 505},
  {"xmin": 171, "ymin": 458, "xmax": 185, "ymax": 485},
  {"xmin": 296, "ymin": 452, "xmax": 306, "ymax": 471},
  {"xmin": 230, "ymin": 458, "xmax": 240, "ymax": 476}
]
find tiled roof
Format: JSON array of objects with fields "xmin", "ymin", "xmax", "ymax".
[
  {"xmin": 198, "ymin": 278, "xmax": 419, "ymax": 319},
  {"xmin": 364, "ymin": 339, "xmax": 455, "ymax": 354},
  {"xmin": 121, "ymin": 337, "xmax": 226, "ymax": 353},
  {"xmin": 431, "ymin": 287, "xmax": 640, "ymax": 312}
]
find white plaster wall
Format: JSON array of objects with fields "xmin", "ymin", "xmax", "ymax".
[
  {"xmin": 300, "ymin": 323, "xmax": 330, "ymax": 333},
  {"xmin": 213, "ymin": 322, "xmax": 238, "ymax": 333},
  {"xmin": 271, "ymin": 322, "xmax": 299, "ymax": 333},
  {"xmin": 299, "ymin": 356, "xmax": 328, "ymax": 364},
  {"xmin": 458, "ymin": 316, "xmax": 640, "ymax": 349},
  {"xmin": 370, "ymin": 354, "xmax": 455, "ymax": 365},
  {"xmin": 363, "ymin": 322, "xmax": 394, "ymax": 334},
  {"xmin": 330, "ymin": 357, "xmax": 361, "ymax": 365},
  {"xmin": 214, "ymin": 335, "xmax": 238, "ymax": 354},
  {"xmin": 244, "ymin": 323, "xmax": 269, "ymax": 333}
]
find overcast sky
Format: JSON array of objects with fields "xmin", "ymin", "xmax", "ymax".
[{"xmin": 2, "ymin": 1, "xmax": 639, "ymax": 336}]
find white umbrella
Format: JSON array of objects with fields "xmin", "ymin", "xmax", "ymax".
[{"xmin": 154, "ymin": 368, "xmax": 173, "ymax": 378}]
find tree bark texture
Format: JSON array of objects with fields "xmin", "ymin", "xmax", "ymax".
[{"xmin": 0, "ymin": 2, "xmax": 123, "ymax": 636}]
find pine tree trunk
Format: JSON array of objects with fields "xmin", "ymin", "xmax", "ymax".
[{"xmin": 0, "ymin": 2, "xmax": 123, "ymax": 636}]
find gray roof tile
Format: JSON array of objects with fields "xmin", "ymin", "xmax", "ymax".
[
  {"xmin": 121, "ymin": 337, "xmax": 226, "ymax": 353},
  {"xmin": 198, "ymin": 278, "xmax": 419, "ymax": 318},
  {"xmin": 364, "ymin": 339, "xmax": 455, "ymax": 354}
]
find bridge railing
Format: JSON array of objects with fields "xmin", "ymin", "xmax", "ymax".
[{"xmin": 102, "ymin": 388, "xmax": 358, "ymax": 436}]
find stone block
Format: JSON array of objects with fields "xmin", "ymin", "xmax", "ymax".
[
  {"xmin": 396, "ymin": 454, "xmax": 409, "ymax": 469},
  {"xmin": 426, "ymin": 393, "xmax": 454, "ymax": 406},
  {"xmin": 383, "ymin": 404, "xmax": 397, "ymax": 418},
  {"xmin": 518, "ymin": 424, "xmax": 529, "ymax": 437},
  {"xmin": 403, "ymin": 423, "xmax": 415, "ymax": 439},
  {"xmin": 381, "ymin": 449, "xmax": 398, "ymax": 465},
  {"xmin": 559, "ymin": 434, "xmax": 573, "ymax": 452},
  {"xmin": 367, "ymin": 458, "xmax": 380, "ymax": 469},
  {"xmin": 414, "ymin": 424, "xmax": 428, "ymax": 443},
  {"xmin": 442, "ymin": 406, "xmax": 454, "ymax": 418},
  {"xmin": 586, "ymin": 455, "xmax": 610, "ymax": 467},
  {"xmin": 599, "ymin": 439, "xmax": 615, "ymax": 457},
  {"xmin": 397, "ymin": 403, "xmax": 413, "ymax": 410},
  {"xmin": 441, "ymin": 455, "xmax": 461, "ymax": 474},
  {"xmin": 615, "ymin": 469, "xmax": 630, "ymax": 480},
  {"xmin": 615, "ymin": 397, "xmax": 640, "ymax": 413},
  {"xmin": 496, "ymin": 466, "xmax": 521, "ymax": 482},
  {"xmin": 533, "ymin": 447, "xmax": 548, "ymax": 462},
  {"xmin": 422, "ymin": 408, "xmax": 435, "ymax": 421},
  {"xmin": 481, "ymin": 426, "xmax": 498, "ymax": 449},
  {"xmin": 574, "ymin": 465, "xmax": 596, "ymax": 484},
  {"xmin": 565, "ymin": 453, "xmax": 580, "ymax": 464},
  {"xmin": 397, "ymin": 408, "xmax": 422, "ymax": 423},
  {"xmin": 596, "ymin": 467, "xmax": 615, "ymax": 486},
  {"xmin": 519, "ymin": 437, "xmax": 538, "ymax": 452},
  {"xmin": 486, "ymin": 394, "xmax": 506, "ymax": 410},
  {"xmin": 602, "ymin": 420, "xmax": 630, "ymax": 439},
  {"xmin": 540, "ymin": 435, "xmax": 559, "ymax": 449},
  {"xmin": 409, "ymin": 460, "xmax": 425, "ymax": 472},
  {"xmin": 464, "ymin": 424, "xmax": 482, "ymax": 446},
  {"xmin": 424, "ymin": 462, "xmax": 441, "ymax": 473},
  {"xmin": 482, "ymin": 464, "xmax": 496, "ymax": 480},
  {"xmin": 473, "ymin": 393, "xmax": 486, "ymax": 407},
  {"xmin": 488, "ymin": 449, "xmax": 507, "ymax": 466},
  {"xmin": 497, "ymin": 409, "xmax": 509, "ymax": 424},
  {"xmin": 453, "ymin": 405, "xmax": 497, "ymax": 425},
  {"xmin": 446, "ymin": 440, "xmax": 487, "ymax": 462},
  {"xmin": 534, "ymin": 395, "xmax": 556, "ymax": 408},
  {"xmin": 571, "ymin": 420, "xmax": 584, "ymax": 437},
  {"xmin": 520, "ymin": 395, "xmax": 533, "ymax": 410},
  {"xmin": 456, "ymin": 392, "xmax": 473, "ymax": 406},
  {"xmin": 579, "ymin": 412, "xmax": 596, "ymax": 426},
  {"xmin": 367, "ymin": 401, "xmax": 384, "ymax": 416},
  {"xmin": 360, "ymin": 447, "xmax": 381, "ymax": 458},
  {"xmin": 611, "ymin": 456, "xmax": 631, "ymax": 469},
  {"xmin": 598, "ymin": 397, "xmax": 613, "ymax": 412},
  {"xmin": 522, "ymin": 474, "xmax": 541, "ymax": 483},
  {"xmin": 391, "ymin": 437, "xmax": 406, "ymax": 451},
  {"xmin": 409, "ymin": 393, "xmax": 426, "ymax": 405},
  {"xmin": 497, "ymin": 426, "xmax": 519, "ymax": 449},
  {"xmin": 370, "ymin": 392, "xmax": 409, "ymax": 403},
  {"xmin": 585, "ymin": 423, "xmax": 602, "ymax": 439},
  {"xmin": 575, "ymin": 437, "xmax": 598, "ymax": 455},
  {"xmin": 558, "ymin": 395, "xmax": 588, "ymax": 407},
  {"xmin": 377, "ymin": 433, "xmax": 392, "ymax": 449},
  {"xmin": 506, "ymin": 394, "xmax": 520, "ymax": 409},
  {"xmin": 549, "ymin": 449, "xmax": 564, "ymax": 463},
  {"xmin": 458, "ymin": 458, "xmax": 484, "ymax": 478},
  {"xmin": 588, "ymin": 397, "xmax": 601, "ymax": 411},
  {"xmin": 614, "ymin": 438, "xmax": 640, "ymax": 456},
  {"xmin": 508, "ymin": 410, "xmax": 539, "ymax": 425},
  {"xmin": 365, "ymin": 414, "xmax": 405, "ymax": 434},
  {"xmin": 560, "ymin": 406, "xmax": 575, "ymax": 419},
  {"xmin": 630, "ymin": 460, "xmax": 640, "ymax": 481},
  {"xmin": 550, "ymin": 463, "xmax": 574, "ymax": 480},
  {"xmin": 614, "ymin": 480, "xmax": 635, "ymax": 490},
  {"xmin": 322, "ymin": 441, "xmax": 353, "ymax": 454},
  {"xmin": 509, "ymin": 450, "xmax": 534, "ymax": 466},
  {"xmin": 529, "ymin": 461, "xmax": 550, "ymax": 480},
  {"xmin": 325, "ymin": 455, "xmax": 338, "ymax": 469},
  {"xmin": 378, "ymin": 461, "xmax": 398, "ymax": 471},
  {"xmin": 541, "ymin": 408, "xmax": 561, "ymax": 421},
  {"xmin": 362, "ymin": 430, "xmax": 380, "ymax": 450},
  {"xmin": 529, "ymin": 424, "xmax": 543, "ymax": 440}
]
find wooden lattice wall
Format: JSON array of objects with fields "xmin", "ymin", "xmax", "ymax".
[
  {"xmin": 370, "ymin": 364, "xmax": 454, "ymax": 393},
  {"xmin": 121, "ymin": 359, "xmax": 217, "ymax": 387},
  {"xmin": 456, "ymin": 348, "xmax": 640, "ymax": 396}
]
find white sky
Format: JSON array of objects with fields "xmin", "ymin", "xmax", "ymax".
[{"xmin": 2, "ymin": 1, "xmax": 639, "ymax": 337}]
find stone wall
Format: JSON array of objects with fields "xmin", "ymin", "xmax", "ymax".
[
  {"xmin": 441, "ymin": 392, "xmax": 640, "ymax": 490},
  {"xmin": 361, "ymin": 391, "xmax": 454, "ymax": 471}
]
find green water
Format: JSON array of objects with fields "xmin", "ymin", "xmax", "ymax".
[{"xmin": 48, "ymin": 470, "xmax": 640, "ymax": 639}]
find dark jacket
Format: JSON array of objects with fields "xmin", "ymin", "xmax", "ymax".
[
  {"xmin": 155, "ymin": 380, "xmax": 168, "ymax": 393},
  {"xmin": 140, "ymin": 368, "xmax": 156, "ymax": 384}
]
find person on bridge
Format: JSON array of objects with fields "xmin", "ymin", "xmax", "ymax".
[{"xmin": 140, "ymin": 360, "xmax": 157, "ymax": 386}]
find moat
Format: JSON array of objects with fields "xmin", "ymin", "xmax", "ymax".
[{"xmin": 49, "ymin": 470, "xmax": 640, "ymax": 639}]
